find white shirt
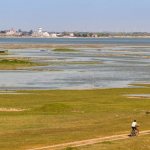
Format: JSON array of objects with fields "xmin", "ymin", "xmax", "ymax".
[{"xmin": 131, "ymin": 122, "xmax": 137, "ymax": 127}]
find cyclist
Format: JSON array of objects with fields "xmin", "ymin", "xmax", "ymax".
[{"xmin": 131, "ymin": 120, "xmax": 139, "ymax": 136}]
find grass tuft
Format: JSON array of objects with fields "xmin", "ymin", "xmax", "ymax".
[
  {"xmin": 0, "ymin": 58, "xmax": 40, "ymax": 70},
  {"xmin": 53, "ymin": 48, "xmax": 77, "ymax": 52}
]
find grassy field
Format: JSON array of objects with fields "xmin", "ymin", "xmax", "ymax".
[
  {"xmin": 0, "ymin": 58, "xmax": 40, "ymax": 70},
  {"xmin": 0, "ymin": 85, "xmax": 149, "ymax": 150},
  {"xmin": 75, "ymin": 135, "xmax": 150, "ymax": 150}
]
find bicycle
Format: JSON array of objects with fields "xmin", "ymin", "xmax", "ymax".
[
  {"xmin": 130, "ymin": 129, "xmax": 138, "ymax": 136},
  {"xmin": 129, "ymin": 127, "xmax": 139, "ymax": 137}
]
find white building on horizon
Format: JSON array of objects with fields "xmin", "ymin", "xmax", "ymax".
[
  {"xmin": 32, "ymin": 28, "xmax": 51, "ymax": 37},
  {"xmin": 50, "ymin": 33, "xmax": 57, "ymax": 38},
  {"xmin": 43, "ymin": 32, "xmax": 50, "ymax": 37},
  {"xmin": 38, "ymin": 28, "xmax": 43, "ymax": 34},
  {"xmin": 6, "ymin": 29, "xmax": 16, "ymax": 36}
]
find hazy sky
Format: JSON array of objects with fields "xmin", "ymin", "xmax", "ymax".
[{"xmin": 0, "ymin": 0, "xmax": 150, "ymax": 32}]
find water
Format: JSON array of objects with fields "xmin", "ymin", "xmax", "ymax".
[
  {"xmin": 1, "ymin": 37, "xmax": 150, "ymax": 44},
  {"xmin": 0, "ymin": 38, "xmax": 150, "ymax": 90}
]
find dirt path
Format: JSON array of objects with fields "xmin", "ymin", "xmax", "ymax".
[{"xmin": 28, "ymin": 130, "xmax": 150, "ymax": 150}]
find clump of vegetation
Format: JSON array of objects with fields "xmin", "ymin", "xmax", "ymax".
[
  {"xmin": 0, "ymin": 59, "xmax": 32, "ymax": 65},
  {"xmin": 34, "ymin": 103, "xmax": 72, "ymax": 114},
  {"xmin": 0, "ymin": 50, "xmax": 8, "ymax": 55},
  {"xmin": 53, "ymin": 48, "xmax": 77, "ymax": 52},
  {"xmin": 0, "ymin": 58, "xmax": 38, "ymax": 70},
  {"xmin": 145, "ymin": 111, "xmax": 150, "ymax": 115}
]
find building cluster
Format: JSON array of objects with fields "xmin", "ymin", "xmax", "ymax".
[
  {"xmin": 0, "ymin": 28, "xmax": 150, "ymax": 38},
  {"xmin": 0, "ymin": 28, "xmax": 75, "ymax": 38}
]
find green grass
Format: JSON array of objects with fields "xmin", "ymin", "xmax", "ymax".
[
  {"xmin": 0, "ymin": 85, "xmax": 149, "ymax": 150},
  {"xmin": 53, "ymin": 48, "xmax": 77, "ymax": 52},
  {"xmin": 0, "ymin": 59, "xmax": 33, "ymax": 64},
  {"xmin": 78, "ymin": 135, "xmax": 150, "ymax": 150},
  {"xmin": 65, "ymin": 147, "xmax": 79, "ymax": 150},
  {"xmin": 0, "ymin": 58, "xmax": 39, "ymax": 70}
]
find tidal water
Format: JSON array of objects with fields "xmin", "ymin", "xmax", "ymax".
[
  {"xmin": 0, "ymin": 41, "xmax": 150, "ymax": 90},
  {"xmin": 0, "ymin": 47, "xmax": 150, "ymax": 90},
  {"xmin": 1, "ymin": 37, "xmax": 150, "ymax": 44}
]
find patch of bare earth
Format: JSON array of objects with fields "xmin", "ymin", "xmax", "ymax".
[
  {"xmin": 0, "ymin": 108, "xmax": 27, "ymax": 112},
  {"xmin": 126, "ymin": 94, "xmax": 150, "ymax": 99},
  {"xmin": 127, "ymin": 96, "xmax": 150, "ymax": 99}
]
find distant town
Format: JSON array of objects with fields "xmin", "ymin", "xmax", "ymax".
[{"xmin": 1, "ymin": 28, "xmax": 150, "ymax": 38}]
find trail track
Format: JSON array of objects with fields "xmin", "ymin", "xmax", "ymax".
[{"xmin": 28, "ymin": 130, "xmax": 150, "ymax": 150}]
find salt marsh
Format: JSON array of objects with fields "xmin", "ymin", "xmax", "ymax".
[{"xmin": 0, "ymin": 46, "xmax": 150, "ymax": 90}]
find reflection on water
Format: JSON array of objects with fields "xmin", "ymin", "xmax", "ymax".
[{"xmin": 0, "ymin": 46, "xmax": 150, "ymax": 90}]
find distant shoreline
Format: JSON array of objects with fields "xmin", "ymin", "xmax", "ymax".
[
  {"xmin": 1, "ymin": 37, "xmax": 150, "ymax": 49},
  {"xmin": 1, "ymin": 36, "xmax": 150, "ymax": 39}
]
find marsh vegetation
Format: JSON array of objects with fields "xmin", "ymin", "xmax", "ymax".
[
  {"xmin": 0, "ymin": 58, "xmax": 39, "ymax": 70},
  {"xmin": 0, "ymin": 85, "xmax": 149, "ymax": 149},
  {"xmin": 53, "ymin": 48, "xmax": 77, "ymax": 52}
]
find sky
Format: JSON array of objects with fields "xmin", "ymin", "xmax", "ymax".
[{"xmin": 0, "ymin": 0, "xmax": 150, "ymax": 32}]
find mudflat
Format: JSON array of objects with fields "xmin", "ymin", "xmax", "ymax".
[{"xmin": 2, "ymin": 43, "xmax": 150, "ymax": 49}]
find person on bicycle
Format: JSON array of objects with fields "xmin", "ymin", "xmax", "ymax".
[{"xmin": 131, "ymin": 120, "xmax": 139, "ymax": 134}]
